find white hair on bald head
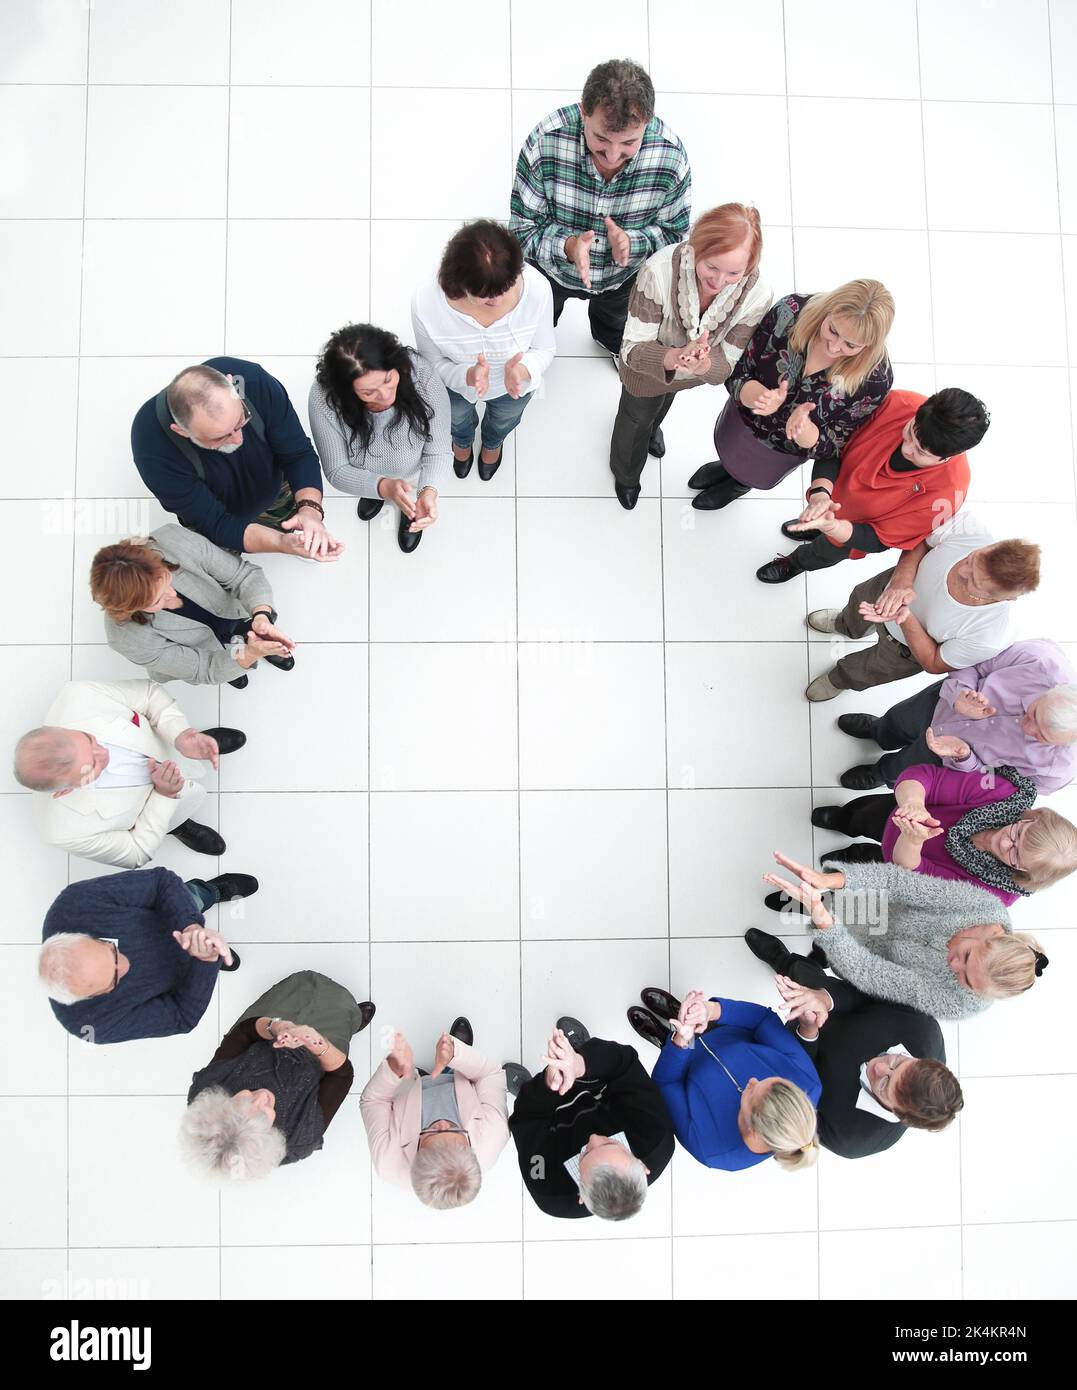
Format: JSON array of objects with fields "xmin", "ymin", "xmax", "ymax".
[
  {"xmin": 14, "ymin": 727, "xmax": 80, "ymax": 791},
  {"xmin": 166, "ymin": 365, "xmax": 238, "ymax": 430},
  {"xmin": 38, "ymin": 932, "xmax": 97, "ymax": 1005},
  {"xmin": 180, "ymin": 1088, "xmax": 286, "ymax": 1182},
  {"xmin": 1041, "ymin": 684, "xmax": 1077, "ymax": 737}
]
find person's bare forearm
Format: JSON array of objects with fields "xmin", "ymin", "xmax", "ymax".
[
  {"xmin": 891, "ymin": 835, "xmax": 923, "ymax": 870},
  {"xmin": 898, "ymin": 611, "xmax": 952, "ymax": 674},
  {"xmin": 241, "ymin": 523, "xmax": 284, "ymax": 555},
  {"xmin": 890, "ymin": 540, "xmax": 929, "ymax": 589}
]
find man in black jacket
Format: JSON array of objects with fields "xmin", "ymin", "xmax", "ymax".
[
  {"xmin": 505, "ymin": 1017, "xmax": 674, "ymax": 1219},
  {"xmin": 745, "ymin": 929, "xmax": 963, "ymax": 1159}
]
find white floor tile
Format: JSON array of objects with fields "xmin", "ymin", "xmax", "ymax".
[
  {"xmin": 1056, "ymin": 106, "xmax": 1077, "ymax": 234},
  {"xmin": 370, "ymin": 791, "xmax": 518, "ymax": 940},
  {"xmin": 229, "ymin": 86, "xmax": 370, "ymax": 219},
  {"xmin": 961, "ymin": 1075, "xmax": 1077, "ymax": 1223},
  {"xmin": 230, "ymin": 0, "xmax": 371, "ymax": 85},
  {"xmin": 0, "ymin": 945, "xmax": 68, "ymax": 1097},
  {"xmin": 671, "ymin": 1143, "xmax": 818, "ymax": 1237},
  {"xmin": 0, "ymin": 1250, "xmax": 72, "ymax": 1300},
  {"xmin": 1, "ymin": 358, "xmax": 78, "ymax": 499},
  {"xmin": 75, "ymin": 356, "xmax": 188, "ymax": 499},
  {"xmin": 918, "ymin": 0, "xmax": 1052, "ymax": 102},
  {"xmin": 67, "ymin": 999, "xmax": 223, "ymax": 1099},
  {"xmin": 519, "ymin": 790, "xmax": 667, "ymax": 940},
  {"xmin": 657, "ymin": 93, "xmax": 791, "ymax": 224},
  {"xmin": 0, "ymin": 502, "xmax": 73, "ymax": 644},
  {"xmin": 0, "ymin": 1099, "xmax": 67, "ymax": 1247},
  {"xmin": 222, "ymin": 1244, "xmax": 372, "ymax": 1300},
  {"xmin": 649, "ymin": 0, "xmax": 785, "ymax": 95},
  {"xmin": 518, "ymin": 641, "xmax": 666, "ymax": 789},
  {"xmin": 1052, "ymin": 0, "xmax": 1077, "ymax": 102},
  {"xmin": 0, "ymin": 85, "xmax": 85, "ymax": 217},
  {"xmin": 972, "ymin": 500, "xmax": 1077, "ymax": 643},
  {"xmin": 963, "ymin": 1221, "xmax": 1077, "ymax": 1300},
  {"xmin": 88, "ymin": 0, "xmax": 230, "ymax": 84},
  {"xmin": 518, "ymin": 498, "xmax": 663, "ymax": 641},
  {"xmin": 373, "ymin": 0, "xmax": 509, "ymax": 86},
  {"xmin": 251, "ymin": 497, "xmax": 369, "ymax": 643},
  {"xmin": 526, "ymin": 1236, "xmax": 672, "ymax": 1300},
  {"xmin": 0, "ymin": 221, "xmax": 83, "ymax": 356},
  {"xmin": 673, "ymin": 1232, "xmax": 818, "ymax": 1300},
  {"xmin": 785, "ymin": 0, "xmax": 921, "ymax": 99},
  {"xmin": 818, "ymin": 1122, "xmax": 961, "ymax": 1230},
  {"xmin": 0, "ymin": 796, "xmax": 69, "ymax": 942},
  {"xmin": 957, "ymin": 930, "xmax": 1073, "ymax": 1077},
  {"xmin": 0, "ymin": 0, "xmax": 88, "ymax": 82},
  {"xmin": 370, "ymin": 643, "xmax": 517, "ymax": 790},
  {"xmin": 820, "ymin": 1225, "xmax": 962, "ymax": 1299},
  {"xmin": 0, "ymin": 646, "xmax": 74, "ymax": 795},
  {"xmin": 951, "ymin": 364, "xmax": 1075, "ymax": 503},
  {"xmin": 68, "ymin": 1247, "xmax": 220, "ymax": 1301},
  {"xmin": 374, "ymin": 1241, "xmax": 521, "ymax": 1297},
  {"xmin": 367, "ymin": 218, "xmax": 463, "ymax": 350},
  {"xmin": 510, "ymin": 0, "xmax": 649, "ymax": 91}
]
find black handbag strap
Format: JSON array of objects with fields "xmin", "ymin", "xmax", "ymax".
[{"xmin": 154, "ymin": 378, "xmax": 267, "ymax": 483}]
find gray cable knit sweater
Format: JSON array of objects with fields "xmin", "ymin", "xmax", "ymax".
[{"xmin": 814, "ymin": 859, "xmax": 1013, "ymax": 1021}]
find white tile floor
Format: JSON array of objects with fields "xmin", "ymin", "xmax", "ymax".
[{"xmin": 1, "ymin": 0, "xmax": 1075, "ymax": 1301}]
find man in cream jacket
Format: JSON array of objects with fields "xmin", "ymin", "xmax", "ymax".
[{"xmin": 14, "ymin": 678, "xmax": 244, "ymax": 869}]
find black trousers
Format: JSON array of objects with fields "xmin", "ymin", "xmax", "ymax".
[
  {"xmin": 873, "ymin": 680, "xmax": 946, "ymax": 783},
  {"xmin": 824, "ymin": 792, "xmax": 898, "ymax": 842},
  {"xmin": 787, "ymin": 532, "xmax": 859, "ymax": 572},
  {"xmin": 528, "ymin": 260, "xmax": 637, "ymax": 356},
  {"xmin": 609, "ymin": 387, "xmax": 675, "ymax": 486}
]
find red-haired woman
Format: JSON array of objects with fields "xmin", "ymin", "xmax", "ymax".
[{"xmin": 609, "ymin": 202, "xmax": 771, "ymax": 508}]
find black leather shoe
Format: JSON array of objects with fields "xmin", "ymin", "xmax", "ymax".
[
  {"xmin": 357, "ymin": 1001, "xmax": 376, "ymax": 1031},
  {"xmin": 688, "ymin": 460, "xmax": 725, "ymax": 490},
  {"xmin": 615, "ymin": 481, "xmax": 641, "ymax": 510},
  {"xmin": 821, "ymin": 843, "xmax": 885, "ymax": 864},
  {"xmin": 756, "ymin": 554, "xmax": 801, "ymax": 584},
  {"xmin": 398, "ymin": 511, "xmax": 422, "ymax": 554},
  {"xmin": 453, "ymin": 447, "xmax": 474, "ymax": 479},
  {"xmin": 228, "ymin": 675, "xmax": 248, "ymax": 689},
  {"xmin": 840, "ymin": 763, "xmax": 886, "ymax": 790},
  {"xmin": 692, "ymin": 478, "xmax": 750, "ymax": 510},
  {"xmin": 477, "ymin": 446, "xmax": 503, "ymax": 482},
  {"xmin": 205, "ymin": 872, "xmax": 259, "ymax": 900},
  {"xmin": 358, "ymin": 497, "xmax": 384, "ymax": 521},
  {"xmin": 449, "ymin": 1016, "xmax": 474, "ymax": 1048},
  {"xmin": 503, "ymin": 1062, "xmax": 532, "ymax": 1098},
  {"xmin": 201, "ymin": 727, "xmax": 246, "ymax": 756},
  {"xmin": 556, "ymin": 1016, "xmax": 590, "ymax": 1048},
  {"xmin": 627, "ymin": 1006, "xmax": 667, "ymax": 1048},
  {"xmin": 780, "ymin": 519, "xmax": 822, "ymax": 542},
  {"xmin": 641, "ymin": 986, "xmax": 682, "ymax": 1021},
  {"xmin": 263, "ymin": 653, "xmax": 295, "ymax": 672},
  {"xmin": 837, "ymin": 713, "xmax": 881, "ymax": 741},
  {"xmin": 169, "ymin": 819, "xmax": 226, "ymax": 856},
  {"xmin": 811, "ymin": 805, "xmax": 849, "ymax": 832},
  {"xmin": 648, "ymin": 425, "xmax": 666, "ymax": 459},
  {"xmin": 762, "ymin": 892, "xmax": 810, "ymax": 919},
  {"xmin": 744, "ymin": 927, "xmax": 795, "ymax": 973}
]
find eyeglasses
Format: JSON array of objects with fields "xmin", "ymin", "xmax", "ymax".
[
  {"xmin": 198, "ymin": 399, "xmax": 251, "ymax": 447},
  {"xmin": 417, "ymin": 1123, "xmax": 471, "ymax": 1147},
  {"xmin": 95, "ymin": 938, "xmax": 120, "ymax": 996}
]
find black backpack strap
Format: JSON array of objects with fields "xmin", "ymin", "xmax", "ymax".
[{"xmin": 155, "ymin": 389, "xmax": 205, "ymax": 481}]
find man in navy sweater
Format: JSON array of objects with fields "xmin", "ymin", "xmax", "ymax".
[
  {"xmin": 39, "ymin": 867, "xmax": 256, "ymax": 1045},
  {"xmin": 131, "ymin": 357, "xmax": 343, "ymax": 560}
]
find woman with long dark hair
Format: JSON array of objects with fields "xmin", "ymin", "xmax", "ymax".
[{"xmin": 308, "ymin": 324, "xmax": 451, "ymax": 554}]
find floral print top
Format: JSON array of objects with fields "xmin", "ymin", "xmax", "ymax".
[{"xmin": 725, "ymin": 293, "xmax": 892, "ymax": 477}]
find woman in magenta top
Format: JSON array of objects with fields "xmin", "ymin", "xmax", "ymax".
[{"xmin": 807, "ymin": 764, "xmax": 1077, "ymax": 905}]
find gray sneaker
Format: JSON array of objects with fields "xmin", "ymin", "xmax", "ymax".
[{"xmin": 556, "ymin": 1016, "xmax": 591, "ymax": 1048}]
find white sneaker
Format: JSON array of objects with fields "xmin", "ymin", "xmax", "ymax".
[{"xmin": 807, "ymin": 608, "xmax": 841, "ymax": 634}]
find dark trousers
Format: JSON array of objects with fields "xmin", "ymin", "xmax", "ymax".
[
  {"xmin": 786, "ymin": 952, "xmax": 861, "ymax": 1012},
  {"xmin": 873, "ymin": 681, "xmax": 946, "ymax": 783},
  {"xmin": 789, "ymin": 532, "xmax": 858, "ymax": 573},
  {"xmin": 825, "ymin": 792, "xmax": 897, "ymax": 842},
  {"xmin": 528, "ymin": 260, "xmax": 637, "ymax": 355},
  {"xmin": 830, "ymin": 566, "xmax": 926, "ymax": 692},
  {"xmin": 609, "ymin": 387, "xmax": 675, "ymax": 486}
]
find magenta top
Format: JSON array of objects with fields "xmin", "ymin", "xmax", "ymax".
[{"xmin": 882, "ymin": 764, "xmax": 1021, "ymax": 906}]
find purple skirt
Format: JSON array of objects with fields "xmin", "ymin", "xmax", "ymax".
[{"xmin": 713, "ymin": 398, "xmax": 802, "ymax": 490}]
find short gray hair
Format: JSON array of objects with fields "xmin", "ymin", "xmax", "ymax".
[
  {"xmin": 39, "ymin": 932, "xmax": 95, "ymax": 1005},
  {"xmin": 578, "ymin": 1158, "xmax": 649, "ymax": 1221},
  {"xmin": 166, "ymin": 365, "xmax": 236, "ymax": 430},
  {"xmin": 180, "ymin": 1087, "xmax": 287, "ymax": 1182},
  {"xmin": 1041, "ymin": 684, "xmax": 1077, "ymax": 737},
  {"xmin": 14, "ymin": 727, "xmax": 79, "ymax": 790},
  {"xmin": 410, "ymin": 1144, "xmax": 482, "ymax": 1209}
]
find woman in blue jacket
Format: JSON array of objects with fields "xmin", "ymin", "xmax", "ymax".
[{"xmin": 629, "ymin": 987, "xmax": 821, "ymax": 1172}]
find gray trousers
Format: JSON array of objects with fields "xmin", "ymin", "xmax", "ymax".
[
  {"xmin": 830, "ymin": 567, "xmax": 926, "ymax": 692},
  {"xmin": 609, "ymin": 387, "xmax": 675, "ymax": 487}
]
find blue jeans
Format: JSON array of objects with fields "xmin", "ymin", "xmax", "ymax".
[
  {"xmin": 447, "ymin": 387, "xmax": 532, "ymax": 450},
  {"xmin": 185, "ymin": 879, "xmax": 219, "ymax": 912}
]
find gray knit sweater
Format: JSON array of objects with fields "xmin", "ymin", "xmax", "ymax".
[{"xmin": 814, "ymin": 858, "xmax": 1013, "ymax": 1021}]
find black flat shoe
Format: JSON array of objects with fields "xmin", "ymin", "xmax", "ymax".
[
  {"xmin": 218, "ymin": 949, "xmax": 241, "ymax": 973},
  {"xmin": 692, "ymin": 479, "xmax": 750, "ymax": 510},
  {"xmin": 449, "ymin": 1016, "xmax": 474, "ymax": 1048},
  {"xmin": 358, "ymin": 497, "xmax": 384, "ymax": 521},
  {"xmin": 453, "ymin": 447, "xmax": 474, "ymax": 479},
  {"xmin": 556, "ymin": 1016, "xmax": 590, "ymax": 1048},
  {"xmin": 263, "ymin": 653, "xmax": 295, "ymax": 672},
  {"xmin": 688, "ymin": 460, "xmax": 725, "ymax": 490},
  {"xmin": 840, "ymin": 763, "xmax": 886, "ymax": 790},
  {"xmin": 756, "ymin": 554, "xmax": 801, "ymax": 584},
  {"xmin": 228, "ymin": 675, "xmax": 248, "ymax": 689},
  {"xmin": 640, "ymin": 986, "xmax": 682, "ymax": 1021},
  {"xmin": 503, "ymin": 1062, "xmax": 532, "ymax": 1098},
  {"xmin": 477, "ymin": 446, "xmax": 503, "ymax": 482},
  {"xmin": 201, "ymin": 727, "xmax": 246, "ymax": 756},
  {"xmin": 810, "ymin": 805, "xmax": 848, "ymax": 832},
  {"xmin": 615, "ymin": 481, "xmax": 641, "ymax": 510},
  {"xmin": 398, "ymin": 511, "xmax": 422, "ymax": 554},
  {"xmin": 357, "ymin": 1001, "xmax": 376, "ymax": 1031},
  {"xmin": 169, "ymin": 819, "xmax": 226, "ymax": 856},
  {"xmin": 837, "ymin": 713, "xmax": 881, "ymax": 741},
  {"xmin": 744, "ymin": 927, "xmax": 795, "ymax": 973},
  {"xmin": 762, "ymin": 892, "xmax": 810, "ymax": 920},
  {"xmin": 206, "ymin": 872, "xmax": 259, "ymax": 900},
  {"xmin": 821, "ymin": 843, "xmax": 885, "ymax": 864},
  {"xmin": 780, "ymin": 519, "xmax": 822, "ymax": 542},
  {"xmin": 627, "ymin": 1006, "xmax": 667, "ymax": 1049},
  {"xmin": 648, "ymin": 425, "xmax": 666, "ymax": 459}
]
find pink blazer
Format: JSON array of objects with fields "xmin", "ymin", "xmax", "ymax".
[{"xmin": 360, "ymin": 1040, "xmax": 509, "ymax": 1186}]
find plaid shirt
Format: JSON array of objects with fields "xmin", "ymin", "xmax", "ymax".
[{"xmin": 510, "ymin": 104, "xmax": 691, "ymax": 295}]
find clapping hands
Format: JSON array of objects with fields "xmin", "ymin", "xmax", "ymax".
[{"xmin": 542, "ymin": 1027, "xmax": 583, "ymax": 1096}]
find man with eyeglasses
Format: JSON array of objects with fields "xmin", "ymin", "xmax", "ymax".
[
  {"xmin": 37, "ymin": 866, "xmax": 253, "ymax": 1045},
  {"xmin": 755, "ymin": 387, "xmax": 990, "ymax": 584},
  {"xmin": 132, "ymin": 358, "xmax": 343, "ymax": 561}
]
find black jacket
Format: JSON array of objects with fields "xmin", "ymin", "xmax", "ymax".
[
  {"xmin": 509, "ymin": 1038, "xmax": 675, "ymax": 1218},
  {"xmin": 788, "ymin": 956, "xmax": 945, "ymax": 1160}
]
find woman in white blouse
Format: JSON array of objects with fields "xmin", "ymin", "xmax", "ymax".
[{"xmin": 412, "ymin": 221, "xmax": 556, "ymax": 482}]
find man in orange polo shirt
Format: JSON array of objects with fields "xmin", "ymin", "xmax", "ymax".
[{"xmin": 755, "ymin": 387, "xmax": 989, "ymax": 584}]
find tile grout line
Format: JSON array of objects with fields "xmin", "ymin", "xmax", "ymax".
[{"xmin": 366, "ymin": 0, "xmax": 375, "ymax": 1290}]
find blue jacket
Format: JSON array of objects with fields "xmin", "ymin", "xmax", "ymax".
[
  {"xmin": 131, "ymin": 356, "xmax": 323, "ymax": 552},
  {"xmin": 43, "ymin": 868, "xmax": 219, "ymax": 1045},
  {"xmin": 651, "ymin": 998, "xmax": 822, "ymax": 1170}
]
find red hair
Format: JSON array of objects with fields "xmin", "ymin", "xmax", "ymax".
[{"xmin": 689, "ymin": 203, "xmax": 763, "ymax": 275}]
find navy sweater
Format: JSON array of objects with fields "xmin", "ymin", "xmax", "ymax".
[
  {"xmin": 131, "ymin": 356, "xmax": 323, "ymax": 552},
  {"xmin": 43, "ymin": 868, "xmax": 218, "ymax": 1045}
]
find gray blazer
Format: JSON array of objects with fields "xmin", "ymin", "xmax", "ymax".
[{"xmin": 102, "ymin": 525, "xmax": 275, "ymax": 686}]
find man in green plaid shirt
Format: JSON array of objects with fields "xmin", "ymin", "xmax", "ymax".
[{"xmin": 510, "ymin": 58, "xmax": 692, "ymax": 359}]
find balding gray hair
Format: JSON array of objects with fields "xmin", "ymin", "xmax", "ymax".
[
  {"xmin": 578, "ymin": 1158, "xmax": 649, "ymax": 1220},
  {"xmin": 1042, "ymin": 684, "xmax": 1077, "ymax": 737},
  {"xmin": 38, "ymin": 932, "xmax": 96, "ymax": 1005},
  {"xmin": 166, "ymin": 365, "xmax": 237, "ymax": 430},
  {"xmin": 180, "ymin": 1088, "xmax": 287, "ymax": 1182},
  {"xmin": 409, "ymin": 1144, "xmax": 482, "ymax": 1209},
  {"xmin": 13, "ymin": 727, "xmax": 80, "ymax": 791}
]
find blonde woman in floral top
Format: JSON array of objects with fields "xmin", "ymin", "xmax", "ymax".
[
  {"xmin": 690, "ymin": 280, "xmax": 895, "ymax": 512},
  {"xmin": 610, "ymin": 203, "xmax": 773, "ymax": 509}
]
